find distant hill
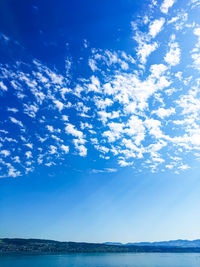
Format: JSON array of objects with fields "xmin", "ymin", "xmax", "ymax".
[
  {"xmin": 1, "ymin": 238, "xmax": 200, "ymax": 254},
  {"xmin": 104, "ymin": 242, "xmax": 123, "ymax": 246},
  {"xmin": 126, "ymin": 239, "xmax": 200, "ymax": 248}
]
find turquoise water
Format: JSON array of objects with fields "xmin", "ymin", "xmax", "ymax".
[{"xmin": 0, "ymin": 253, "xmax": 200, "ymax": 267}]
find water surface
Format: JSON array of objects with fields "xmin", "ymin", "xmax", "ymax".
[{"xmin": 1, "ymin": 253, "xmax": 200, "ymax": 267}]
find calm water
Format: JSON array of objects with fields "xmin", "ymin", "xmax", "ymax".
[{"xmin": 0, "ymin": 253, "xmax": 200, "ymax": 267}]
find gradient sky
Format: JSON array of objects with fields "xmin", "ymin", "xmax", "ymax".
[{"xmin": 0, "ymin": 0, "xmax": 200, "ymax": 243}]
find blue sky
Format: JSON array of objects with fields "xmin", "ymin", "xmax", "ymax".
[{"xmin": 0, "ymin": 0, "xmax": 200, "ymax": 242}]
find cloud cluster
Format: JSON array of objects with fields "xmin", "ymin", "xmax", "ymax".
[{"xmin": 0, "ymin": 0, "xmax": 200, "ymax": 177}]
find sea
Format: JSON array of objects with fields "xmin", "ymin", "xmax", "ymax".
[{"xmin": 0, "ymin": 253, "xmax": 200, "ymax": 267}]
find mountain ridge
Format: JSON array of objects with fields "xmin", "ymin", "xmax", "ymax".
[
  {"xmin": 106, "ymin": 239, "xmax": 200, "ymax": 248},
  {"xmin": 1, "ymin": 238, "xmax": 200, "ymax": 254}
]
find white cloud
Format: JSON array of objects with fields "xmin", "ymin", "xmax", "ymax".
[
  {"xmin": 150, "ymin": 64, "xmax": 167, "ymax": 78},
  {"xmin": 64, "ymin": 124, "xmax": 87, "ymax": 156},
  {"xmin": 45, "ymin": 69, "xmax": 63, "ymax": 85},
  {"xmin": 60, "ymin": 88, "xmax": 71, "ymax": 100},
  {"xmin": 25, "ymin": 143, "xmax": 33, "ymax": 149},
  {"xmin": 7, "ymin": 107, "xmax": 18, "ymax": 113},
  {"xmin": 49, "ymin": 145, "xmax": 57, "ymax": 154},
  {"xmin": 13, "ymin": 156, "xmax": 20, "ymax": 163},
  {"xmin": 74, "ymin": 142, "xmax": 87, "ymax": 156},
  {"xmin": 118, "ymin": 159, "xmax": 133, "ymax": 167},
  {"xmin": 177, "ymin": 89, "xmax": 200, "ymax": 115},
  {"xmin": 65, "ymin": 123, "xmax": 83, "ymax": 139},
  {"xmin": 8, "ymin": 166, "xmax": 21, "ymax": 178},
  {"xmin": 160, "ymin": 0, "xmax": 175, "ymax": 14},
  {"xmin": 124, "ymin": 116, "xmax": 145, "ymax": 145},
  {"xmin": 152, "ymin": 107, "xmax": 175, "ymax": 118},
  {"xmin": 62, "ymin": 115, "xmax": 69, "ymax": 121},
  {"xmin": 23, "ymin": 104, "xmax": 38, "ymax": 118},
  {"xmin": 194, "ymin": 27, "xmax": 200, "ymax": 37},
  {"xmin": 164, "ymin": 39, "xmax": 180, "ymax": 66},
  {"xmin": 61, "ymin": 144, "xmax": 69, "ymax": 154},
  {"xmin": 0, "ymin": 81, "xmax": 8, "ymax": 91},
  {"xmin": 0, "ymin": 33, "xmax": 10, "ymax": 42},
  {"xmin": 83, "ymin": 39, "xmax": 89, "ymax": 48},
  {"xmin": 145, "ymin": 118, "xmax": 163, "ymax": 139},
  {"xmin": 103, "ymin": 122, "xmax": 124, "ymax": 142},
  {"xmin": 149, "ymin": 18, "xmax": 165, "ymax": 38},
  {"xmin": 45, "ymin": 162, "xmax": 55, "ymax": 167},
  {"xmin": 95, "ymin": 145, "xmax": 109, "ymax": 154},
  {"xmin": 52, "ymin": 135, "xmax": 62, "ymax": 143},
  {"xmin": 54, "ymin": 100, "xmax": 65, "ymax": 111},
  {"xmin": 95, "ymin": 97, "xmax": 113, "ymax": 109},
  {"xmin": 178, "ymin": 164, "xmax": 190, "ymax": 170},
  {"xmin": 125, "ymin": 102, "xmax": 137, "ymax": 114},
  {"xmin": 0, "ymin": 129, "xmax": 8, "ymax": 134},
  {"xmin": 89, "ymin": 59, "xmax": 98, "ymax": 72},
  {"xmin": 192, "ymin": 53, "xmax": 200, "ymax": 70},
  {"xmin": 101, "ymin": 66, "xmax": 170, "ymax": 112},
  {"xmin": 47, "ymin": 125, "xmax": 54, "ymax": 132},
  {"xmin": 80, "ymin": 122, "xmax": 93, "ymax": 130},
  {"xmin": 105, "ymin": 168, "xmax": 117, "ymax": 173},
  {"xmin": 10, "ymin": 117, "xmax": 24, "ymax": 128},
  {"xmin": 87, "ymin": 76, "xmax": 101, "ymax": 93},
  {"xmin": 122, "ymin": 138, "xmax": 143, "ymax": 158},
  {"xmin": 1, "ymin": 150, "xmax": 10, "ymax": 157},
  {"xmin": 90, "ymin": 138, "xmax": 98, "ymax": 145},
  {"xmin": 191, "ymin": 28, "xmax": 200, "ymax": 69},
  {"xmin": 91, "ymin": 168, "xmax": 117, "ymax": 173},
  {"xmin": 97, "ymin": 110, "xmax": 112, "ymax": 124},
  {"xmin": 137, "ymin": 41, "xmax": 158, "ymax": 64},
  {"xmin": 25, "ymin": 151, "xmax": 32, "ymax": 159}
]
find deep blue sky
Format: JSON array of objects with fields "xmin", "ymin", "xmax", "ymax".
[{"xmin": 0, "ymin": 0, "xmax": 200, "ymax": 242}]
